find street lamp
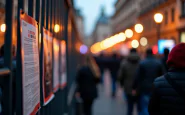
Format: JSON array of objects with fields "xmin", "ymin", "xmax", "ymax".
[
  {"xmin": 131, "ymin": 40, "xmax": 139, "ymax": 48},
  {"xmin": 0, "ymin": 24, "xmax": 6, "ymax": 32},
  {"xmin": 135, "ymin": 24, "xmax": 143, "ymax": 33},
  {"xmin": 54, "ymin": 24, "xmax": 60, "ymax": 33},
  {"xmin": 154, "ymin": 13, "xmax": 163, "ymax": 41},
  {"xmin": 125, "ymin": 29, "xmax": 133, "ymax": 38}
]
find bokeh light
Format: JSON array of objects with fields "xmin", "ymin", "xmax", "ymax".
[
  {"xmin": 54, "ymin": 24, "xmax": 60, "ymax": 33},
  {"xmin": 131, "ymin": 40, "xmax": 139, "ymax": 48},
  {"xmin": 80, "ymin": 45, "xmax": 88, "ymax": 54},
  {"xmin": 154, "ymin": 13, "xmax": 163, "ymax": 23},
  {"xmin": 125, "ymin": 29, "xmax": 133, "ymax": 38},
  {"xmin": 1, "ymin": 24, "xmax": 6, "ymax": 32},
  {"xmin": 140, "ymin": 37, "xmax": 148, "ymax": 46},
  {"xmin": 135, "ymin": 24, "xmax": 143, "ymax": 33},
  {"xmin": 118, "ymin": 32, "xmax": 126, "ymax": 41},
  {"xmin": 152, "ymin": 45, "xmax": 158, "ymax": 54}
]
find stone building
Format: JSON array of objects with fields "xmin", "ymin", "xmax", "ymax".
[{"xmin": 91, "ymin": 7, "xmax": 112, "ymax": 43}]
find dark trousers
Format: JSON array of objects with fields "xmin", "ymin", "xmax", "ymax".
[
  {"xmin": 125, "ymin": 94, "xmax": 141, "ymax": 115},
  {"xmin": 83, "ymin": 99, "xmax": 94, "ymax": 115},
  {"xmin": 111, "ymin": 72, "xmax": 117, "ymax": 96}
]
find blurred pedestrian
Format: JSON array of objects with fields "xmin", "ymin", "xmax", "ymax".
[
  {"xmin": 149, "ymin": 43, "xmax": 185, "ymax": 115},
  {"xmin": 95, "ymin": 52, "xmax": 105, "ymax": 85},
  {"xmin": 118, "ymin": 48, "xmax": 140, "ymax": 115},
  {"xmin": 0, "ymin": 44, "xmax": 16, "ymax": 114},
  {"xmin": 133, "ymin": 48, "xmax": 164, "ymax": 115},
  {"xmin": 76, "ymin": 55, "xmax": 100, "ymax": 115},
  {"xmin": 108, "ymin": 53, "xmax": 120, "ymax": 97},
  {"xmin": 161, "ymin": 48, "xmax": 169, "ymax": 72}
]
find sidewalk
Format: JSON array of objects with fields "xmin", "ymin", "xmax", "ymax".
[{"xmin": 93, "ymin": 70, "xmax": 137, "ymax": 115}]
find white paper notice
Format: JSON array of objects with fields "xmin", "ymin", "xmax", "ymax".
[
  {"xmin": 60, "ymin": 40, "xmax": 67, "ymax": 88},
  {"xmin": 20, "ymin": 13, "xmax": 40, "ymax": 115},
  {"xmin": 53, "ymin": 39, "xmax": 59, "ymax": 92}
]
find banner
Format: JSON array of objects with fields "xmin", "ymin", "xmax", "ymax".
[
  {"xmin": 20, "ymin": 11, "xmax": 40, "ymax": 115},
  {"xmin": 43, "ymin": 28, "xmax": 54, "ymax": 105},
  {"xmin": 53, "ymin": 38, "xmax": 60, "ymax": 92},
  {"xmin": 60, "ymin": 40, "xmax": 67, "ymax": 88}
]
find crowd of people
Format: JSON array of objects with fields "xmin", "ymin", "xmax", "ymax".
[{"xmin": 75, "ymin": 43, "xmax": 185, "ymax": 115}]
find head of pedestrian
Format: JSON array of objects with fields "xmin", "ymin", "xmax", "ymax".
[
  {"xmin": 163, "ymin": 48, "xmax": 170, "ymax": 57},
  {"xmin": 167, "ymin": 43, "xmax": 185, "ymax": 69},
  {"xmin": 128, "ymin": 48, "xmax": 140, "ymax": 64},
  {"xmin": 130, "ymin": 48, "xmax": 137, "ymax": 53},
  {"xmin": 0, "ymin": 45, "xmax": 4, "ymax": 57},
  {"xmin": 146, "ymin": 48, "xmax": 153, "ymax": 57}
]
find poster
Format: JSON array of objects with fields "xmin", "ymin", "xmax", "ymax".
[
  {"xmin": 53, "ymin": 38, "xmax": 60, "ymax": 92},
  {"xmin": 60, "ymin": 40, "xmax": 67, "ymax": 88},
  {"xmin": 43, "ymin": 28, "xmax": 54, "ymax": 105},
  {"xmin": 20, "ymin": 12, "xmax": 40, "ymax": 115}
]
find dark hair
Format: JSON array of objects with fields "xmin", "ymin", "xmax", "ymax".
[
  {"xmin": 164, "ymin": 48, "xmax": 169, "ymax": 56},
  {"xmin": 146, "ymin": 48, "xmax": 153, "ymax": 56},
  {"xmin": 130, "ymin": 48, "xmax": 137, "ymax": 53},
  {"xmin": 0, "ymin": 45, "xmax": 4, "ymax": 57}
]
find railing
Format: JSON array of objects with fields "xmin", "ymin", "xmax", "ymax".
[{"xmin": 2, "ymin": 0, "xmax": 83, "ymax": 115}]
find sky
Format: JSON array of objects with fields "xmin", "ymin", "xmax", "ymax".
[{"xmin": 75, "ymin": 0, "xmax": 116, "ymax": 36}]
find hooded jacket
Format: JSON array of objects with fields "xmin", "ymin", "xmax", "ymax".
[
  {"xmin": 149, "ymin": 43, "xmax": 185, "ymax": 115},
  {"xmin": 118, "ymin": 53, "xmax": 140, "ymax": 95}
]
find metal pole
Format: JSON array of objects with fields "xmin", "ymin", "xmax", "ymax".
[
  {"xmin": 40, "ymin": 0, "xmax": 46, "ymax": 115},
  {"xmin": 157, "ymin": 24, "xmax": 161, "ymax": 42},
  {"xmin": 46, "ymin": 0, "xmax": 49, "ymax": 29},
  {"xmin": 16, "ymin": 0, "xmax": 24, "ymax": 114},
  {"xmin": 28, "ymin": 0, "xmax": 34, "ymax": 17},
  {"xmin": 53, "ymin": 0, "xmax": 56, "ymax": 37},
  {"xmin": 35, "ymin": 0, "xmax": 40, "ymax": 23},
  {"xmin": 4, "ymin": 0, "xmax": 13, "ymax": 114},
  {"xmin": 50, "ymin": 0, "xmax": 52, "ymax": 32}
]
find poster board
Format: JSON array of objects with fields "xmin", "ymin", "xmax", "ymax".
[
  {"xmin": 53, "ymin": 38, "xmax": 60, "ymax": 92},
  {"xmin": 20, "ymin": 11, "xmax": 40, "ymax": 115},
  {"xmin": 60, "ymin": 40, "xmax": 67, "ymax": 88},
  {"xmin": 43, "ymin": 28, "xmax": 54, "ymax": 105}
]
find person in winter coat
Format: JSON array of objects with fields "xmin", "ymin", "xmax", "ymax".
[
  {"xmin": 76, "ymin": 55, "xmax": 100, "ymax": 115},
  {"xmin": 133, "ymin": 48, "xmax": 164, "ymax": 115},
  {"xmin": 118, "ymin": 48, "xmax": 140, "ymax": 115},
  {"xmin": 148, "ymin": 43, "xmax": 185, "ymax": 115}
]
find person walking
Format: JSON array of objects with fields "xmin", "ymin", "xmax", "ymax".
[
  {"xmin": 95, "ymin": 52, "xmax": 105, "ymax": 85},
  {"xmin": 161, "ymin": 48, "xmax": 169, "ymax": 72},
  {"xmin": 107, "ymin": 53, "xmax": 120, "ymax": 97},
  {"xmin": 133, "ymin": 48, "xmax": 164, "ymax": 115},
  {"xmin": 149, "ymin": 43, "xmax": 185, "ymax": 115},
  {"xmin": 76, "ymin": 55, "xmax": 100, "ymax": 115},
  {"xmin": 118, "ymin": 48, "xmax": 140, "ymax": 115}
]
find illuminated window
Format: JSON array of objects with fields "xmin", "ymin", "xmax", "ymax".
[
  {"xmin": 181, "ymin": 32, "xmax": 185, "ymax": 43},
  {"xmin": 182, "ymin": 1, "xmax": 185, "ymax": 16}
]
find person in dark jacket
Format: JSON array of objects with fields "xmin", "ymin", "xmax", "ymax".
[
  {"xmin": 94, "ymin": 52, "xmax": 105, "ymax": 85},
  {"xmin": 133, "ymin": 48, "xmax": 164, "ymax": 115},
  {"xmin": 161, "ymin": 48, "xmax": 169, "ymax": 72},
  {"xmin": 149, "ymin": 43, "xmax": 185, "ymax": 115},
  {"xmin": 107, "ymin": 53, "xmax": 120, "ymax": 97},
  {"xmin": 118, "ymin": 48, "xmax": 140, "ymax": 115},
  {"xmin": 76, "ymin": 55, "xmax": 100, "ymax": 115}
]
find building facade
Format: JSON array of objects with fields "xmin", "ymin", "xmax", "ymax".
[
  {"xmin": 111, "ymin": 0, "xmax": 140, "ymax": 35},
  {"xmin": 91, "ymin": 7, "xmax": 112, "ymax": 43},
  {"xmin": 110, "ymin": 0, "xmax": 185, "ymax": 52},
  {"xmin": 138, "ymin": 0, "xmax": 181, "ymax": 47},
  {"xmin": 0, "ymin": 0, "xmax": 18, "ymax": 48},
  {"xmin": 75, "ymin": 9, "xmax": 85, "ymax": 40}
]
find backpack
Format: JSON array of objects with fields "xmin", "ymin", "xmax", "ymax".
[{"xmin": 165, "ymin": 73, "xmax": 185, "ymax": 114}]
